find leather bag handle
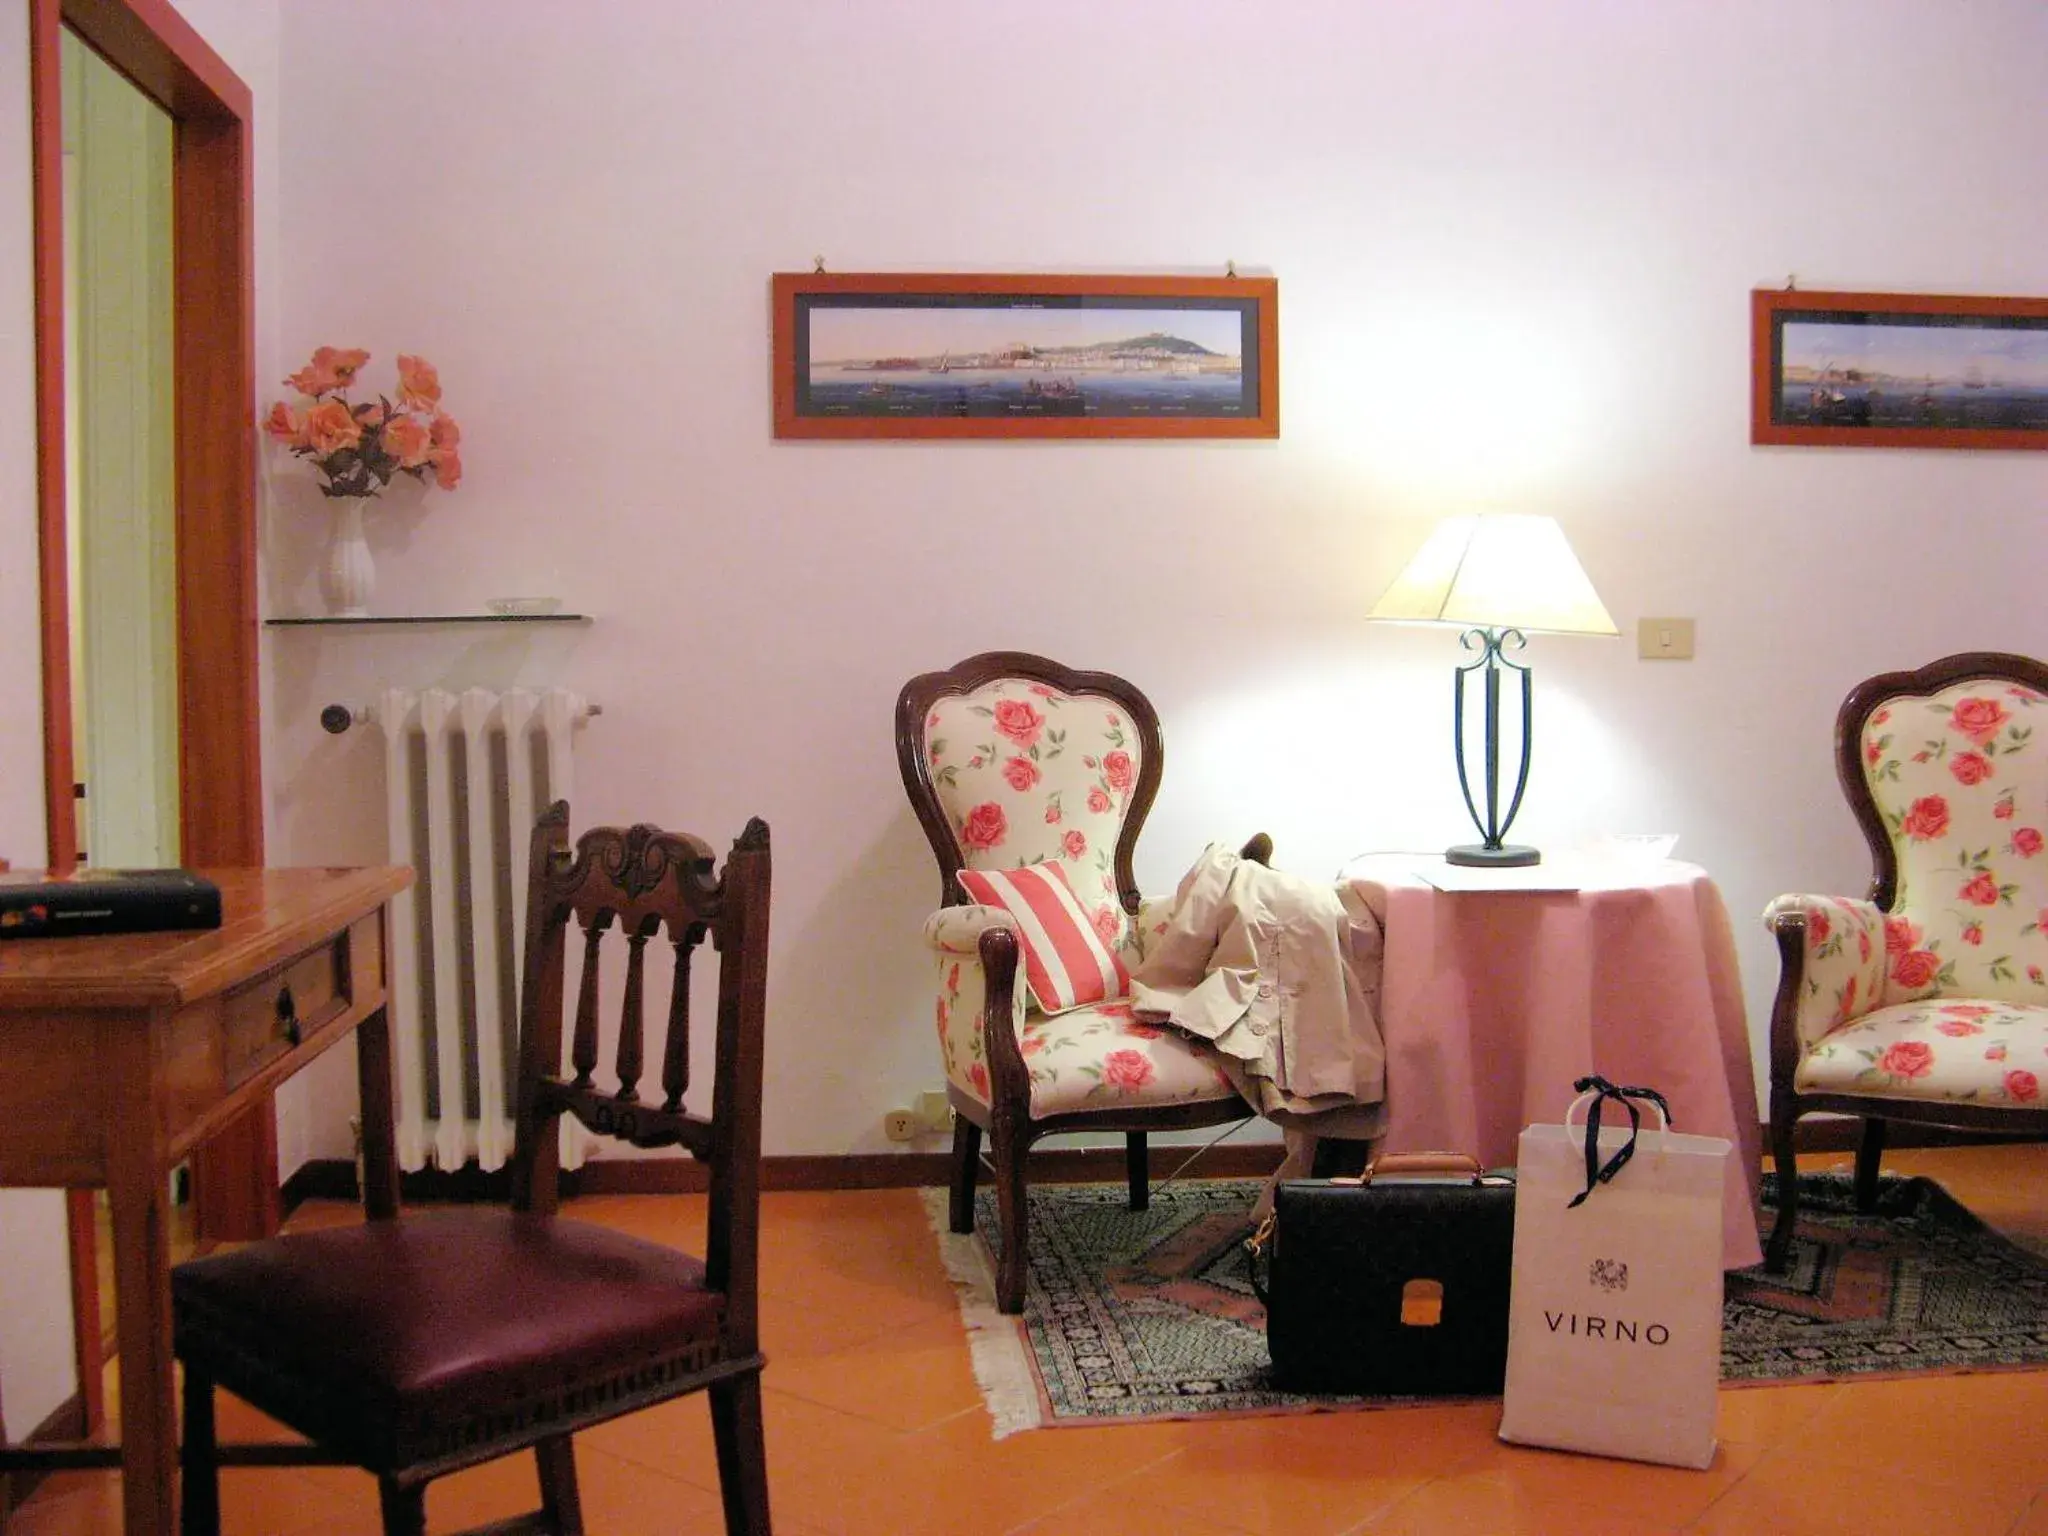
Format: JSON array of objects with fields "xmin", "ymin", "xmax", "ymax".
[{"xmin": 1356, "ymin": 1152, "xmax": 1483, "ymax": 1185}]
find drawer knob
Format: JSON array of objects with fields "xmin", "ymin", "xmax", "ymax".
[{"xmin": 275, "ymin": 985, "xmax": 302, "ymax": 1047}]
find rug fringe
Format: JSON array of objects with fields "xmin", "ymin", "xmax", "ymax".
[{"xmin": 921, "ymin": 1188, "xmax": 1045, "ymax": 1438}]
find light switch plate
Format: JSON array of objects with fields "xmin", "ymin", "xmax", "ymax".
[{"xmin": 1638, "ymin": 617, "xmax": 1696, "ymax": 660}]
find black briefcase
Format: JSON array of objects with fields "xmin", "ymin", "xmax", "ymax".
[{"xmin": 1248, "ymin": 1153, "xmax": 1516, "ymax": 1396}]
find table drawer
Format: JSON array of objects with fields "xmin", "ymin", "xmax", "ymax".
[{"xmin": 220, "ymin": 938, "xmax": 348, "ymax": 1087}]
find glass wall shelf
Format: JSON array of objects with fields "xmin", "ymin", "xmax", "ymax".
[{"xmin": 265, "ymin": 614, "xmax": 591, "ymax": 627}]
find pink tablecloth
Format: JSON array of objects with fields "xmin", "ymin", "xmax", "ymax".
[{"xmin": 1342, "ymin": 855, "xmax": 1764, "ymax": 1270}]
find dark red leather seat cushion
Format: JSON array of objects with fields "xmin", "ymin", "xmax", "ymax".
[{"xmin": 173, "ymin": 1211, "xmax": 723, "ymax": 1419}]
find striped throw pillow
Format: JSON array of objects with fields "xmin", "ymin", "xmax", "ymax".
[{"xmin": 956, "ymin": 861, "xmax": 1130, "ymax": 1015}]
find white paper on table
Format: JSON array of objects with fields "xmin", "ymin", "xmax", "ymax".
[{"xmin": 1413, "ymin": 857, "xmax": 1585, "ymax": 893}]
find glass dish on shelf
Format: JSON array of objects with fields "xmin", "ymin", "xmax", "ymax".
[
  {"xmin": 483, "ymin": 596, "xmax": 563, "ymax": 616},
  {"xmin": 265, "ymin": 608, "xmax": 588, "ymax": 627}
]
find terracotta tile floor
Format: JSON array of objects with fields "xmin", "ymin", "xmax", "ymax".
[{"xmin": 12, "ymin": 1144, "xmax": 2048, "ymax": 1534}]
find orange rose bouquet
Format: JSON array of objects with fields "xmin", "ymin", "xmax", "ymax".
[{"xmin": 263, "ymin": 347, "xmax": 462, "ymax": 498}]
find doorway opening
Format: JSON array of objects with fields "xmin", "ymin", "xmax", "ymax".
[{"xmin": 60, "ymin": 24, "xmax": 181, "ymax": 874}]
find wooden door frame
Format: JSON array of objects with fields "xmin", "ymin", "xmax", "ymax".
[{"xmin": 29, "ymin": 0, "xmax": 260, "ymax": 1432}]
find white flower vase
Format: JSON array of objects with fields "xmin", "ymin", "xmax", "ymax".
[{"xmin": 322, "ymin": 499, "xmax": 375, "ymax": 618}]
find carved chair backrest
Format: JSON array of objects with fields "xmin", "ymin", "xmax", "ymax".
[
  {"xmin": 1839, "ymin": 653, "xmax": 2048, "ymax": 1009},
  {"xmin": 510, "ymin": 802, "xmax": 771, "ymax": 1329},
  {"xmin": 896, "ymin": 651, "xmax": 1164, "ymax": 947}
]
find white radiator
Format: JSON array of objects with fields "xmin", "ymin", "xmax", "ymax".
[{"xmin": 369, "ymin": 686, "xmax": 598, "ymax": 1173}]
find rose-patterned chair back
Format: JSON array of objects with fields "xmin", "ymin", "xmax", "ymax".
[
  {"xmin": 1851, "ymin": 667, "xmax": 2048, "ymax": 1009},
  {"xmin": 898, "ymin": 652, "xmax": 1163, "ymax": 958}
]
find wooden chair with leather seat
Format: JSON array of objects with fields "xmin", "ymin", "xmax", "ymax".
[
  {"xmin": 1763, "ymin": 651, "xmax": 2048, "ymax": 1272},
  {"xmin": 173, "ymin": 802, "xmax": 773, "ymax": 1535},
  {"xmin": 896, "ymin": 651, "xmax": 1259, "ymax": 1314}
]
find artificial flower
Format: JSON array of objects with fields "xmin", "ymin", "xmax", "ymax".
[{"xmin": 267, "ymin": 347, "xmax": 463, "ymax": 501}]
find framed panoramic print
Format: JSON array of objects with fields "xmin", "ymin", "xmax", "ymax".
[
  {"xmin": 1752, "ymin": 288, "xmax": 2048, "ymax": 451},
  {"xmin": 771, "ymin": 271, "xmax": 1279, "ymax": 439}
]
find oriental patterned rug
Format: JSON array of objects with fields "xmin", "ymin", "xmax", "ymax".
[{"xmin": 927, "ymin": 1172, "xmax": 2048, "ymax": 1436}]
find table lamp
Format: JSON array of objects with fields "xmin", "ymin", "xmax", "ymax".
[{"xmin": 1368, "ymin": 514, "xmax": 1618, "ymax": 867}]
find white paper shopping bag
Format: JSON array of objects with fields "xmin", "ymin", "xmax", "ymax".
[{"xmin": 1498, "ymin": 1077, "xmax": 1732, "ymax": 1469}]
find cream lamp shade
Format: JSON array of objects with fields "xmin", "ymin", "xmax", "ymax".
[{"xmin": 1368, "ymin": 514, "xmax": 1619, "ymax": 637}]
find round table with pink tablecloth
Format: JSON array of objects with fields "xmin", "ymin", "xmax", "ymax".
[{"xmin": 1340, "ymin": 854, "xmax": 1765, "ymax": 1270}]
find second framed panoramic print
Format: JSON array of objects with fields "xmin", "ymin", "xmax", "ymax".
[
  {"xmin": 1752, "ymin": 288, "xmax": 2048, "ymax": 451},
  {"xmin": 772, "ymin": 272, "xmax": 1278, "ymax": 439}
]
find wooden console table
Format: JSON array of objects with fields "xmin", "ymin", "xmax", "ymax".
[{"xmin": 0, "ymin": 865, "xmax": 411, "ymax": 1534}]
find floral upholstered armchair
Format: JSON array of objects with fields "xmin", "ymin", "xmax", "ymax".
[
  {"xmin": 895, "ymin": 652, "xmax": 1254, "ymax": 1313},
  {"xmin": 1763, "ymin": 651, "xmax": 2048, "ymax": 1271}
]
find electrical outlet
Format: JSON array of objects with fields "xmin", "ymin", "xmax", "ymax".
[
  {"xmin": 1638, "ymin": 617, "xmax": 1696, "ymax": 661},
  {"xmin": 882, "ymin": 1109, "xmax": 919, "ymax": 1142},
  {"xmin": 915, "ymin": 1089, "xmax": 953, "ymax": 1132}
]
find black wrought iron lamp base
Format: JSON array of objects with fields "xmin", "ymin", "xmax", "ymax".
[
  {"xmin": 1444, "ymin": 841, "xmax": 1541, "ymax": 868},
  {"xmin": 1449, "ymin": 626, "xmax": 1544, "ymax": 869}
]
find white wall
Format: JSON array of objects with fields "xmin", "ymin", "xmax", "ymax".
[{"xmin": 260, "ymin": 0, "xmax": 2048, "ymax": 1165}]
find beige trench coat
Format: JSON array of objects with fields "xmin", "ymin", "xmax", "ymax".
[{"xmin": 1130, "ymin": 843, "xmax": 1387, "ymax": 1140}]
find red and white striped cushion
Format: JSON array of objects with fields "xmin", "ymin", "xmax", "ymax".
[{"xmin": 957, "ymin": 861, "xmax": 1130, "ymax": 1015}]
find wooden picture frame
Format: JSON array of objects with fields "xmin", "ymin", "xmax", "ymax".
[
  {"xmin": 772, "ymin": 271, "xmax": 1278, "ymax": 439},
  {"xmin": 1751, "ymin": 288, "xmax": 2048, "ymax": 451}
]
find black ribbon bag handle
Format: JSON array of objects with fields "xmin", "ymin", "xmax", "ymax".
[{"xmin": 1565, "ymin": 1074, "xmax": 1672, "ymax": 1209}]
